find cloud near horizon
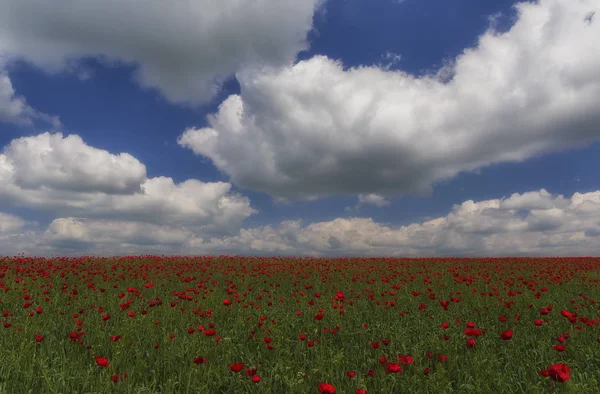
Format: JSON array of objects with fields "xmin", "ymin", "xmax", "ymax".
[
  {"xmin": 0, "ymin": 133, "xmax": 256, "ymax": 249},
  {"xmin": 2, "ymin": 179, "xmax": 600, "ymax": 256}
]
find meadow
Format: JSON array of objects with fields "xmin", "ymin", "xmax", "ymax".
[{"xmin": 0, "ymin": 255, "xmax": 598, "ymax": 393}]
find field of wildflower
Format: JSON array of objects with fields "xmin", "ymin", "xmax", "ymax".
[{"xmin": 0, "ymin": 255, "xmax": 599, "ymax": 393}]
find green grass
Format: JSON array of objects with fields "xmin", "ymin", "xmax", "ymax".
[{"xmin": 0, "ymin": 256, "xmax": 598, "ymax": 393}]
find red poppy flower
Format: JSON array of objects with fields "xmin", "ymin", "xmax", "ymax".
[
  {"xmin": 466, "ymin": 338, "xmax": 476, "ymax": 348},
  {"xmin": 204, "ymin": 329, "xmax": 216, "ymax": 336},
  {"xmin": 385, "ymin": 363, "xmax": 402, "ymax": 374},
  {"xmin": 245, "ymin": 368, "xmax": 257, "ymax": 376},
  {"xmin": 534, "ymin": 319, "xmax": 543, "ymax": 326},
  {"xmin": 35, "ymin": 334, "xmax": 44, "ymax": 343},
  {"xmin": 465, "ymin": 328, "xmax": 482, "ymax": 337},
  {"xmin": 398, "ymin": 355, "xmax": 414, "ymax": 365},
  {"xmin": 95, "ymin": 357, "xmax": 110, "ymax": 368},
  {"xmin": 251, "ymin": 376, "xmax": 261, "ymax": 383},
  {"xmin": 544, "ymin": 364, "xmax": 571, "ymax": 382},
  {"xmin": 500, "ymin": 330, "xmax": 513, "ymax": 340},
  {"xmin": 553, "ymin": 345, "xmax": 566, "ymax": 352},
  {"xmin": 318, "ymin": 383, "xmax": 336, "ymax": 394},
  {"xmin": 193, "ymin": 357, "xmax": 208, "ymax": 364},
  {"xmin": 229, "ymin": 363, "xmax": 244, "ymax": 373},
  {"xmin": 355, "ymin": 390, "xmax": 368, "ymax": 394},
  {"xmin": 346, "ymin": 371, "xmax": 356, "ymax": 378},
  {"xmin": 112, "ymin": 374, "xmax": 119, "ymax": 383}
]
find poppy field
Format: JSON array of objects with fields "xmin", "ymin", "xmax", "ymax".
[{"xmin": 1, "ymin": 255, "xmax": 600, "ymax": 393}]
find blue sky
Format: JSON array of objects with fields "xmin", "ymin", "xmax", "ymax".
[{"xmin": 1, "ymin": 0, "xmax": 599, "ymax": 256}]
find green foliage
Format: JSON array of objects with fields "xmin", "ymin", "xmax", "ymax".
[{"xmin": 0, "ymin": 256, "xmax": 598, "ymax": 393}]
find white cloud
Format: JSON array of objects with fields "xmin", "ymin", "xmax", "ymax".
[
  {"xmin": 0, "ymin": 0, "xmax": 323, "ymax": 106},
  {"xmin": 179, "ymin": 0, "xmax": 600, "ymax": 200},
  {"xmin": 0, "ymin": 212, "xmax": 26, "ymax": 234},
  {"xmin": 358, "ymin": 193, "xmax": 391, "ymax": 207},
  {"xmin": 0, "ymin": 133, "xmax": 257, "ymax": 243},
  {"xmin": 4, "ymin": 188, "xmax": 600, "ymax": 256},
  {"xmin": 380, "ymin": 51, "xmax": 402, "ymax": 71},
  {"xmin": 3, "ymin": 132, "xmax": 146, "ymax": 194},
  {"xmin": 0, "ymin": 71, "xmax": 61, "ymax": 127},
  {"xmin": 0, "ymin": 72, "xmax": 29, "ymax": 124},
  {"xmin": 44, "ymin": 218, "xmax": 193, "ymax": 249},
  {"xmin": 188, "ymin": 189, "xmax": 600, "ymax": 257},
  {"xmin": 0, "ymin": 212, "xmax": 40, "ymax": 256}
]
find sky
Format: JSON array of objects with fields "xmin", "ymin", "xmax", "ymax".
[{"xmin": 1, "ymin": 0, "xmax": 600, "ymax": 257}]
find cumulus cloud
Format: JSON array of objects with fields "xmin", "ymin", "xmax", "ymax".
[
  {"xmin": 0, "ymin": 72, "xmax": 29, "ymax": 124},
  {"xmin": 0, "ymin": 0, "xmax": 322, "ymax": 106},
  {"xmin": 0, "ymin": 215, "xmax": 193, "ymax": 256},
  {"xmin": 0, "ymin": 212, "xmax": 40, "ymax": 256},
  {"xmin": 187, "ymin": 189, "xmax": 600, "ymax": 257},
  {"xmin": 347, "ymin": 193, "xmax": 391, "ymax": 211},
  {"xmin": 4, "ymin": 188, "xmax": 600, "ymax": 256},
  {"xmin": 3, "ymin": 132, "xmax": 146, "ymax": 194},
  {"xmin": 358, "ymin": 194, "xmax": 391, "ymax": 207},
  {"xmin": 44, "ymin": 218, "xmax": 194, "ymax": 250},
  {"xmin": 0, "ymin": 133, "xmax": 257, "ymax": 241},
  {"xmin": 0, "ymin": 71, "xmax": 61, "ymax": 127},
  {"xmin": 179, "ymin": 0, "xmax": 600, "ymax": 200},
  {"xmin": 0, "ymin": 212, "xmax": 26, "ymax": 234}
]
